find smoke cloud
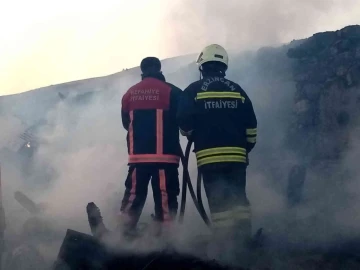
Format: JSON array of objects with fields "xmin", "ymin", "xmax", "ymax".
[
  {"xmin": 163, "ymin": 0, "xmax": 359, "ymax": 55},
  {"xmin": 0, "ymin": 1, "xmax": 360, "ymax": 268},
  {"xmin": 0, "ymin": 49, "xmax": 297, "ymax": 267}
]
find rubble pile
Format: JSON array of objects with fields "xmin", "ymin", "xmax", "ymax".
[{"xmin": 53, "ymin": 230, "xmax": 245, "ymax": 270}]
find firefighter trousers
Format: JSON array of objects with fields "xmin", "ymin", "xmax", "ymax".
[
  {"xmin": 200, "ymin": 164, "xmax": 251, "ymax": 237},
  {"xmin": 120, "ymin": 164, "xmax": 180, "ymax": 230}
]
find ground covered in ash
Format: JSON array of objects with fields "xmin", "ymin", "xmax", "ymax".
[{"xmin": 49, "ymin": 228, "xmax": 360, "ymax": 270}]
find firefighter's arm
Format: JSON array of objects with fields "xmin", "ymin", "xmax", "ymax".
[
  {"xmin": 121, "ymin": 92, "xmax": 130, "ymax": 131},
  {"xmin": 177, "ymin": 85, "xmax": 196, "ymax": 137},
  {"xmin": 244, "ymin": 93, "xmax": 257, "ymax": 153}
]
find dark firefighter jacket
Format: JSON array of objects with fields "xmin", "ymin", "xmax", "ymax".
[
  {"xmin": 177, "ymin": 73, "xmax": 257, "ymax": 168},
  {"xmin": 121, "ymin": 73, "xmax": 182, "ymax": 165}
]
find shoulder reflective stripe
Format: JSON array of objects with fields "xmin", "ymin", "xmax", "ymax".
[
  {"xmin": 197, "ymin": 156, "xmax": 246, "ymax": 166},
  {"xmin": 196, "ymin": 147, "xmax": 246, "ymax": 158},
  {"xmin": 247, "ymin": 137, "xmax": 256, "ymax": 143},
  {"xmin": 197, "ymin": 91, "xmax": 240, "ymax": 98},
  {"xmin": 129, "ymin": 154, "xmax": 180, "ymax": 163},
  {"xmin": 246, "ymin": 128, "xmax": 257, "ymax": 135},
  {"xmin": 196, "ymin": 91, "xmax": 245, "ymax": 102}
]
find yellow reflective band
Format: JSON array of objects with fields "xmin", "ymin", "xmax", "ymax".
[
  {"xmin": 232, "ymin": 209, "xmax": 251, "ymax": 220},
  {"xmin": 211, "ymin": 206, "xmax": 251, "ymax": 228},
  {"xmin": 197, "ymin": 155, "xmax": 246, "ymax": 166},
  {"xmin": 234, "ymin": 213, "xmax": 251, "ymax": 220},
  {"xmin": 211, "ymin": 214, "xmax": 250, "ymax": 222},
  {"xmin": 247, "ymin": 137, "xmax": 257, "ymax": 143},
  {"xmin": 197, "ymin": 91, "xmax": 241, "ymax": 98},
  {"xmin": 211, "ymin": 206, "xmax": 251, "ymax": 222},
  {"xmin": 232, "ymin": 205, "xmax": 251, "ymax": 213},
  {"xmin": 212, "ymin": 215, "xmax": 251, "ymax": 228},
  {"xmin": 196, "ymin": 91, "xmax": 245, "ymax": 102},
  {"xmin": 212, "ymin": 219, "xmax": 236, "ymax": 228},
  {"xmin": 196, "ymin": 147, "xmax": 246, "ymax": 159},
  {"xmin": 211, "ymin": 210, "xmax": 234, "ymax": 221},
  {"xmin": 246, "ymin": 128, "xmax": 257, "ymax": 135}
]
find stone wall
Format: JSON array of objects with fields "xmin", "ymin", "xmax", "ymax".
[{"xmin": 287, "ymin": 25, "xmax": 360, "ymax": 166}]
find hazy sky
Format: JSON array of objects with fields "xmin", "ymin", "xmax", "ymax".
[{"xmin": 1, "ymin": 0, "xmax": 359, "ymax": 96}]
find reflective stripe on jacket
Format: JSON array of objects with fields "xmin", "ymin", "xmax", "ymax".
[
  {"xmin": 177, "ymin": 74, "xmax": 257, "ymax": 167},
  {"xmin": 122, "ymin": 75, "xmax": 182, "ymax": 164}
]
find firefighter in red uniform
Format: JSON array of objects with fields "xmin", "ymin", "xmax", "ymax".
[
  {"xmin": 119, "ymin": 57, "xmax": 182, "ymax": 237},
  {"xmin": 177, "ymin": 44, "xmax": 257, "ymax": 241}
]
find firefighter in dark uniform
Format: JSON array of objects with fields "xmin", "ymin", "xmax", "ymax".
[
  {"xmin": 177, "ymin": 44, "xmax": 257, "ymax": 240},
  {"xmin": 119, "ymin": 57, "xmax": 182, "ymax": 237}
]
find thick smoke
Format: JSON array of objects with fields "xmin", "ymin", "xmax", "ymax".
[
  {"xmin": 0, "ymin": 2, "xmax": 360, "ymax": 267},
  {"xmin": 1, "ymin": 50, "xmax": 297, "ymax": 266},
  {"xmin": 0, "ymin": 76, "xmax": 137, "ymax": 267},
  {"xmin": 163, "ymin": 0, "xmax": 360, "ymax": 252},
  {"xmin": 164, "ymin": 0, "xmax": 359, "ymax": 55}
]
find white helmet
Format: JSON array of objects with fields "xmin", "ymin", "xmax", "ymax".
[{"xmin": 196, "ymin": 44, "xmax": 229, "ymax": 69}]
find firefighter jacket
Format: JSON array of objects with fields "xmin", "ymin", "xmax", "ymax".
[
  {"xmin": 121, "ymin": 73, "xmax": 182, "ymax": 165},
  {"xmin": 177, "ymin": 73, "xmax": 257, "ymax": 168}
]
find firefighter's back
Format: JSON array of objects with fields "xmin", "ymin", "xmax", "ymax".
[
  {"xmin": 177, "ymin": 44, "xmax": 257, "ymax": 247},
  {"xmin": 122, "ymin": 77, "xmax": 181, "ymax": 165},
  {"xmin": 119, "ymin": 61, "xmax": 182, "ymax": 234},
  {"xmin": 187, "ymin": 75, "xmax": 256, "ymax": 169}
]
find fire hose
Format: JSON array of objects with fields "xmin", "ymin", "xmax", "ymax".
[{"xmin": 178, "ymin": 139, "xmax": 211, "ymax": 228}]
